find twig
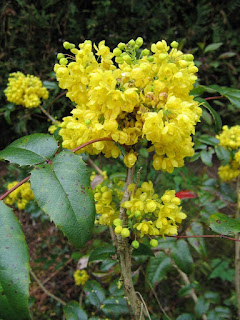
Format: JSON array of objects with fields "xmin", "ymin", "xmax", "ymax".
[
  {"xmin": 173, "ymin": 264, "xmax": 207, "ymax": 320},
  {"xmin": 72, "ymin": 137, "xmax": 113, "ymax": 153},
  {"xmin": 235, "ymin": 176, "xmax": 240, "ymax": 319},
  {"xmin": 47, "ymin": 90, "xmax": 68, "ymax": 113},
  {"xmin": 136, "ymin": 292, "xmax": 152, "ymax": 319},
  {"xmin": 168, "ymin": 234, "xmax": 240, "ymax": 242},
  {"xmin": 87, "ymin": 158, "xmax": 104, "ymax": 176},
  {"xmin": 204, "ymin": 96, "xmax": 223, "ymax": 101},
  {"xmin": 39, "ymin": 105, "xmax": 58, "ymax": 124},
  {"xmin": 0, "ymin": 175, "xmax": 31, "ymax": 201},
  {"xmin": 30, "ymin": 269, "xmax": 66, "ymax": 306}
]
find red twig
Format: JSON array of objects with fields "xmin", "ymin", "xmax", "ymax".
[
  {"xmin": 204, "ymin": 95, "xmax": 224, "ymax": 101},
  {"xmin": 168, "ymin": 234, "xmax": 240, "ymax": 242},
  {"xmin": 0, "ymin": 175, "xmax": 31, "ymax": 201},
  {"xmin": 47, "ymin": 90, "xmax": 67, "ymax": 112},
  {"xmin": 72, "ymin": 137, "xmax": 113, "ymax": 153}
]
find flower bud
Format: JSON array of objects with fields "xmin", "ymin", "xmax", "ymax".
[
  {"xmin": 115, "ymin": 225, "xmax": 123, "ymax": 234},
  {"xmin": 141, "ymin": 49, "xmax": 149, "ymax": 56},
  {"xmin": 63, "ymin": 41, "xmax": 70, "ymax": 49},
  {"xmin": 171, "ymin": 41, "xmax": 179, "ymax": 48},
  {"xmin": 59, "ymin": 58, "xmax": 68, "ymax": 65},
  {"xmin": 113, "ymin": 48, "xmax": 122, "ymax": 57},
  {"xmin": 118, "ymin": 42, "xmax": 125, "ymax": 50},
  {"xmin": 136, "ymin": 37, "xmax": 143, "ymax": 48},
  {"xmin": 128, "ymin": 39, "xmax": 135, "ymax": 47},
  {"xmin": 57, "ymin": 53, "xmax": 65, "ymax": 60},
  {"xmin": 121, "ymin": 228, "xmax": 130, "ymax": 238},
  {"xmin": 113, "ymin": 218, "xmax": 122, "ymax": 226},
  {"xmin": 132, "ymin": 240, "xmax": 140, "ymax": 249},
  {"xmin": 150, "ymin": 239, "xmax": 158, "ymax": 247}
]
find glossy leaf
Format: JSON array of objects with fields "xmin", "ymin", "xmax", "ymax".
[
  {"xmin": 88, "ymin": 245, "xmax": 115, "ymax": 263},
  {"xmin": 218, "ymin": 52, "xmax": 236, "ymax": 59},
  {"xmin": 102, "ymin": 297, "xmax": 129, "ymax": 316},
  {"xmin": 207, "ymin": 85, "xmax": 240, "ymax": 110},
  {"xmin": 186, "ymin": 222, "xmax": 207, "ymax": 256},
  {"xmin": 195, "ymin": 297, "xmax": 210, "ymax": 317},
  {"xmin": 176, "ymin": 314, "xmax": 195, "ymax": 320},
  {"xmin": 172, "ymin": 240, "xmax": 194, "ymax": 274},
  {"xmin": 209, "ymin": 213, "xmax": 240, "ymax": 235},
  {"xmin": 0, "ymin": 201, "xmax": 31, "ymax": 320},
  {"xmin": 0, "ymin": 134, "xmax": 58, "ymax": 166},
  {"xmin": 30, "ymin": 150, "xmax": 95, "ymax": 248},
  {"xmin": 132, "ymin": 243, "xmax": 155, "ymax": 257},
  {"xmin": 197, "ymin": 135, "xmax": 219, "ymax": 146},
  {"xmin": 63, "ymin": 301, "xmax": 88, "ymax": 320},
  {"xmin": 84, "ymin": 280, "xmax": 106, "ymax": 308},
  {"xmin": 196, "ymin": 97, "xmax": 222, "ymax": 132},
  {"xmin": 215, "ymin": 146, "xmax": 231, "ymax": 165},
  {"xmin": 146, "ymin": 252, "xmax": 172, "ymax": 286},
  {"xmin": 200, "ymin": 149, "xmax": 214, "ymax": 167}
]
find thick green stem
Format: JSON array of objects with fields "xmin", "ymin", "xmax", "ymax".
[
  {"xmin": 235, "ymin": 176, "xmax": 240, "ymax": 319},
  {"xmin": 117, "ymin": 167, "xmax": 146, "ymax": 320}
]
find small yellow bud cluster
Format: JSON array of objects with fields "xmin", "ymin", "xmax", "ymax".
[
  {"xmin": 73, "ymin": 269, "xmax": 89, "ymax": 286},
  {"xmin": 94, "ymin": 185, "xmax": 123, "ymax": 226},
  {"xmin": 4, "ymin": 181, "xmax": 34, "ymax": 210},
  {"xmin": 216, "ymin": 125, "xmax": 240, "ymax": 181},
  {"xmin": 121, "ymin": 181, "xmax": 186, "ymax": 238},
  {"xmin": 4, "ymin": 72, "xmax": 49, "ymax": 108},
  {"xmin": 48, "ymin": 121, "xmax": 61, "ymax": 135},
  {"xmin": 54, "ymin": 38, "xmax": 201, "ymax": 171}
]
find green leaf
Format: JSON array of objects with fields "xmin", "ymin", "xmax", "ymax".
[
  {"xmin": 209, "ymin": 258, "xmax": 234, "ymax": 282},
  {"xmin": 109, "ymin": 279, "xmax": 125, "ymax": 297},
  {"xmin": 84, "ymin": 280, "xmax": 106, "ymax": 308},
  {"xmin": 176, "ymin": 314, "xmax": 195, "ymax": 320},
  {"xmin": 88, "ymin": 245, "xmax": 116, "ymax": 263},
  {"xmin": 196, "ymin": 97, "xmax": 222, "ymax": 133},
  {"xmin": 63, "ymin": 301, "xmax": 88, "ymax": 320},
  {"xmin": 215, "ymin": 146, "xmax": 231, "ymax": 165},
  {"xmin": 146, "ymin": 252, "xmax": 172, "ymax": 286},
  {"xmin": 0, "ymin": 134, "xmax": 58, "ymax": 166},
  {"xmin": 178, "ymin": 282, "xmax": 201, "ymax": 298},
  {"xmin": 42, "ymin": 80, "xmax": 58, "ymax": 90},
  {"xmin": 30, "ymin": 150, "xmax": 95, "ymax": 248},
  {"xmin": 186, "ymin": 222, "xmax": 207, "ymax": 256},
  {"xmin": 204, "ymin": 291, "xmax": 220, "ymax": 304},
  {"xmin": 102, "ymin": 297, "xmax": 129, "ymax": 316},
  {"xmin": 218, "ymin": 52, "xmax": 236, "ymax": 59},
  {"xmin": 206, "ymin": 85, "xmax": 240, "ymax": 110},
  {"xmin": 200, "ymin": 149, "xmax": 214, "ymax": 167},
  {"xmin": 209, "ymin": 213, "xmax": 240, "ymax": 235},
  {"xmin": 195, "ymin": 297, "xmax": 210, "ymax": 317},
  {"xmin": 207, "ymin": 307, "xmax": 231, "ymax": 320},
  {"xmin": 172, "ymin": 240, "xmax": 194, "ymax": 274},
  {"xmin": 132, "ymin": 243, "xmax": 155, "ymax": 257},
  {"xmin": 204, "ymin": 42, "xmax": 223, "ymax": 53},
  {"xmin": 0, "ymin": 201, "xmax": 31, "ymax": 320},
  {"xmin": 197, "ymin": 135, "xmax": 219, "ymax": 146}
]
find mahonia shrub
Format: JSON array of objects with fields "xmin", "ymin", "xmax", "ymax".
[
  {"xmin": 216, "ymin": 125, "xmax": 240, "ymax": 181},
  {"xmin": 4, "ymin": 72, "xmax": 49, "ymax": 109},
  {"xmin": 54, "ymin": 38, "xmax": 202, "ymax": 173}
]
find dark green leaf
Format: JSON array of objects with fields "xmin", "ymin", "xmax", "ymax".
[
  {"xmin": 209, "ymin": 259, "xmax": 234, "ymax": 282},
  {"xmin": 0, "ymin": 134, "xmax": 58, "ymax": 166},
  {"xmin": 201, "ymin": 108, "xmax": 212, "ymax": 125},
  {"xmin": 84, "ymin": 280, "xmax": 106, "ymax": 308},
  {"xmin": 109, "ymin": 279, "xmax": 125, "ymax": 297},
  {"xmin": 204, "ymin": 291, "xmax": 220, "ymax": 304},
  {"xmin": 132, "ymin": 243, "xmax": 155, "ymax": 257},
  {"xmin": 0, "ymin": 201, "xmax": 31, "ymax": 320},
  {"xmin": 172, "ymin": 240, "xmax": 194, "ymax": 274},
  {"xmin": 146, "ymin": 252, "xmax": 172, "ymax": 286},
  {"xmin": 196, "ymin": 98, "xmax": 222, "ymax": 133},
  {"xmin": 102, "ymin": 297, "xmax": 129, "ymax": 316},
  {"xmin": 63, "ymin": 301, "xmax": 88, "ymax": 320},
  {"xmin": 88, "ymin": 245, "xmax": 115, "ymax": 263},
  {"xmin": 176, "ymin": 314, "xmax": 195, "ymax": 320},
  {"xmin": 209, "ymin": 213, "xmax": 240, "ymax": 235},
  {"xmin": 42, "ymin": 80, "xmax": 58, "ymax": 90},
  {"xmin": 186, "ymin": 222, "xmax": 207, "ymax": 256},
  {"xmin": 207, "ymin": 308, "xmax": 231, "ymax": 320},
  {"xmin": 204, "ymin": 42, "xmax": 223, "ymax": 53},
  {"xmin": 178, "ymin": 282, "xmax": 201, "ymax": 298},
  {"xmin": 198, "ymin": 135, "xmax": 219, "ymax": 146},
  {"xmin": 30, "ymin": 150, "xmax": 95, "ymax": 248},
  {"xmin": 215, "ymin": 146, "xmax": 231, "ymax": 165},
  {"xmin": 206, "ymin": 85, "xmax": 240, "ymax": 110},
  {"xmin": 195, "ymin": 297, "xmax": 210, "ymax": 317},
  {"xmin": 190, "ymin": 85, "xmax": 206, "ymax": 96},
  {"xmin": 200, "ymin": 149, "xmax": 213, "ymax": 166}
]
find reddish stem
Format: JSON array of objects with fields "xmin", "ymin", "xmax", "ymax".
[
  {"xmin": 72, "ymin": 137, "xmax": 113, "ymax": 153},
  {"xmin": 47, "ymin": 90, "xmax": 67, "ymax": 112},
  {"xmin": 168, "ymin": 234, "xmax": 240, "ymax": 242},
  {"xmin": 0, "ymin": 175, "xmax": 31, "ymax": 201},
  {"xmin": 204, "ymin": 95, "xmax": 224, "ymax": 101}
]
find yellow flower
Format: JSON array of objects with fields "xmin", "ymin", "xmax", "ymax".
[
  {"xmin": 5, "ymin": 72, "xmax": 49, "ymax": 108},
  {"xmin": 4, "ymin": 181, "xmax": 34, "ymax": 210},
  {"xmin": 73, "ymin": 269, "xmax": 89, "ymax": 286}
]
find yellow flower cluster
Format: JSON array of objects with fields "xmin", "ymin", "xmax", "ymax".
[
  {"xmin": 4, "ymin": 181, "xmax": 34, "ymax": 210},
  {"xmin": 73, "ymin": 269, "xmax": 89, "ymax": 286},
  {"xmin": 121, "ymin": 181, "xmax": 186, "ymax": 237},
  {"xmin": 216, "ymin": 125, "xmax": 240, "ymax": 181},
  {"xmin": 55, "ymin": 39, "xmax": 201, "ymax": 172},
  {"xmin": 94, "ymin": 185, "xmax": 123, "ymax": 226},
  {"xmin": 5, "ymin": 72, "xmax": 49, "ymax": 108}
]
